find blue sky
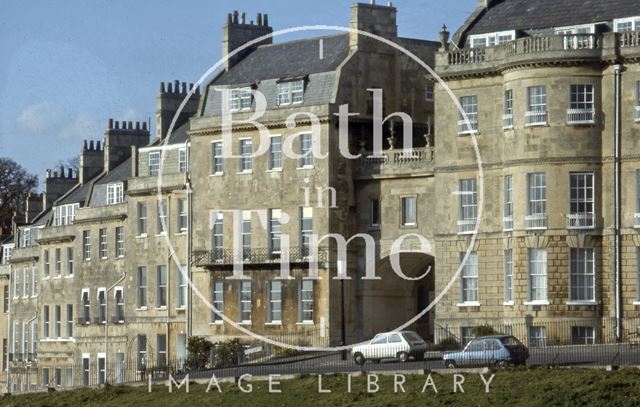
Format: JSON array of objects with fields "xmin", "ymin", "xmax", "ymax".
[{"xmin": 0, "ymin": 0, "xmax": 476, "ymax": 182}]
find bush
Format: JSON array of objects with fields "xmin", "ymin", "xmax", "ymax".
[
  {"xmin": 472, "ymin": 325, "xmax": 502, "ymax": 337},
  {"xmin": 186, "ymin": 336, "xmax": 214, "ymax": 371},
  {"xmin": 429, "ymin": 337, "xmax": 460, "ymax": 351},
  {"xmin": 212, "ymin": 338, "xmax": 245, "ymax": 368}
]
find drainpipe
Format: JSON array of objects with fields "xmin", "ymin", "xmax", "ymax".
[
  {"xmin": 614, "ymin": 63, "xmax": 622, "ymax": 342},
  {"xmin": 105, "ymin": 272, "xmax": 126, "ymax": 384}
]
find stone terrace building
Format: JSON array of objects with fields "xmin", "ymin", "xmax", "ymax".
[
  {"xmin": 433, "ymin": 0, "xmax": 640, "ymax": 346},
  {"xmin": 189, "ymin": 2, "xmax": 439, "ymax": 347}
]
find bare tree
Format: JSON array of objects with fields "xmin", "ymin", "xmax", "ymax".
[
  {"xmin": 0, "ymin": 158, "xmax": 38, "ymax": 234},
  {"xmin": 55, "ymin": 156, "xmax": 80, "ymax": 175}
]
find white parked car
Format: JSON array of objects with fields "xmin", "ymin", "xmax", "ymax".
[{"xmin": 351, "ymin": 331, "xmax": 427, "ymax": 365}]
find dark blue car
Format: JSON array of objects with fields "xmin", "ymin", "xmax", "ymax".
[{"xmin": 443, "ymin": 335, "xmax": 529, "ymax": 368}]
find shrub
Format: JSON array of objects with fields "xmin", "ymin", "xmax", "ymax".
[
  {"xmin": 186, "ymin": 336, "xmax": 214, "ymax": 371},
  {"xmin": 212, "ymin": 338, "xmax": 245, "ymax": 368},
  {"xmin": 430, "ymin": 337, "xmax": 460, "ymax": 351},
  {"xmin": 472, "ymin": 325, "xmax": 502, "ymax": 337}
]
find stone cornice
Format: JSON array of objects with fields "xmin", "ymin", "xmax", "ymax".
[
  {"xmin": 189, "ymin": 117, "xmax": 331, "ymax": 137},
  {"xmin": 72, "ymin": 214, "xmax": 127, "ymax": 226},
  {"xmin": 435, "ymin": 155, "xmax": 640, "ymax": 173}
]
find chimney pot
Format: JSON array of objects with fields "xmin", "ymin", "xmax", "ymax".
[
  {"xmin": 228, "ymin": 13, "xmax": 232, "ymax": 24},
  {"xmin": 96, "ymin": 140, "xmax": 101, "ymax": 150},
  {"xmin": 46, "ymin": 169, "xmax": 51, "ymax": 178},
  {"xmin": 136, "ymin": 121, "xmax": 140, "ymax": 130},
  {"xmin": 174, "ymin": 80, "xmax": 180, "ymax": 93},
  {"xmin": 68, "ymin": 168, "xmax": 73, "ymax": 178},
  {"xmin": 257, "ymin": 13, "xmax": 262, "ymax": 26},
  {"xmin": 115, "ymin": 121, "xmax": 120, "ymax": 130},
  {"xmin": 160, "ymin": 82, "xmax": 166, "ymax": 93},
  {"xmin": 108, "ymin": 118, "xmax": 114, "ymax": 129},
  {"xmin": 241, "ymin": 12, "xmax": 246, "ymax": 24},
  {"xmin": 264, "ymin": 14, "xmax": 269, "ymax": 26},
  {"xmin": 83, "ymin": 140, "xmax": 88, "ymax": 150},
  {"xmin": 89, "ymin": 140, "xmax": 94, "ymax": 150},
  {"xmin": 128, "ymin": 121, "xmax": 133, "ymax": 130},
  {"xmin": 143, "ymin": 122, "xmax": 148, "ymax": 130},
  {"xmin": 233, "ymin": 10, "xmax": 239, "ymax": 24},
  {"xmin": 167, "ymin": 82, "xmax": 173, "ymax": 93},
  {"xmin": 181, "ymin": 82, "xmax": 187, "ymax": 93}
]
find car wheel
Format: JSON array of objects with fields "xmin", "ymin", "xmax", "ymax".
[
  {"xmin": 354, "ymin": 353, "xmax": 366, "ymax": 366},
  {"xmin": 496, "ymin": 360, "xmax": 510, "ymax": 368},
  {"xmin": 445, "ymin": 360, "xmax": 457, "ymax": 369},
  {"xmin": 397, "ymin": 352, "xmax": 409, "ymax": 363}
]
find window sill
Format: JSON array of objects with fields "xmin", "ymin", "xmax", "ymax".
[
  {"xmin": 524, "ymin": 300, "xmax": 550, "ymax": 306},
  {"xmin": 155, "ymin": 307, "xmax": 167, "ymax": 310},
  {"xmin": 633, "ymin": 301, "xmax": 640, "ymax": 306},
  {"xmin": 53, "ymin": 276, "xmax": 62, "ymax": 280},
  {"xmin": 136, "ymin": 307, "xmax": 148, "ymax": 311},
  {"xmin": 566, "ymin": 301, "xmax": 598, "ymax": 306},
  {"xmin": 155, "ymin": 233, "xmax": 168, "ymax": 237},
  {"xmin": 457, "ymin": 302, "xmax": 481, "ymax": 307},
  {"xmin": 503, "ymin": 126, "xmax": 514, "ymax": 131},
  {"xmin": 266, "ymin": 168, "xmax": 283, "ymax": 173},
  {"xmin": 524, "ymin": 123, "xmax": 548, "ymax": 128},
  {"xmin": 237, "ymin": 171, "xmax": 253, "ymax": 175},
  {"xmin": 238, "ymin": 321, "xmax": 252, "ymax": 326},
  {"xmin": 136, "ymin": 235, "xmax": 147, "ymax": 239},
  {"xmin": 210, "ymin": 172, "xmax": 224, "ymax": 177},
  {"xmin": 176, "ymin": 231, "xmax": 187, "ymax": 236},
  {"xmin": 265, "ymin": 322, "xmax": 282, "ymax": 326},
  {"xmin": 176, "ymin": 306, "xmax": 187, "ymax": 311},
  {"xmin": 210, "ymin": 321, "xmax": 223, "ymax": 325},
  {"xmin": 64, "ymin": 275, "xmax": 73, "ymax": 279},
  {"xmin": 296, "ymin": 321, "xmax": 315, "ymax": 326},
  {"xmin": 296, "ymin": 166, "xmax": 315, "ymax": 171},
  {"xmin": 503, "ymin": 301, "xmax": 515, "ymax": 306},
  {"xmin": 41, "ymin": 338, "xmax": 76, "ymax": 343},
  {"xmin": 401, "ymin": 224, "xmax": 418, "ymax": 229}
]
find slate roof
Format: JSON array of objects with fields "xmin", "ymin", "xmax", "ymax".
[
  {"xmin": 466, "ymin": 0, "xmax": 639, "ymax": 35},
  {"xmin": 56, "ymin": 182, "xmax": 92, "ymax": 206},
  {"xmin": 212, "ymin": 34, "xmax": 350, "ymax": 86},
  {"xmin": 94, "ymin": 158, "xmax": 131, "ymax": 186}
]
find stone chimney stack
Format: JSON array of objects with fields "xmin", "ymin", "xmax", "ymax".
[
  {"xmin": 350, "ymin": 2, "xmax": 398, "ymax": 51},
  {"xmin": 103, "ymin": 119, "xmax": 150, "ymax": 171},
  {"xmin": 79, "ymin": 139, "xmax": 104, "ymax": 184},
  {"xmin": 25, "ymin": 192, "xmax": 43, "ymax": 223},
  {"xmin": 222, "ymin": 10, "xmax": 273, "ymax": 70},
  {"xmin": 43, "ymin": 168, "xmax": 78, "ymax": 210},
  {"xmin": 156, "ymin": 81, "xmax": 201, "ymax": 140}
]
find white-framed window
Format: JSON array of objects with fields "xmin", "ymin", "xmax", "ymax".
[
  {"xmin": 81, "ymin": 355, "xmax": 89, "ymax": 386},
  {"xmin": 469, "ymin": 30, "xmax": 515, "ymax": 48},
  {"xmin": 570, "ymin": 248, "xmax": 595, "ymax": 302},
  {"xmin": 241, "ymin": 210, "xmax": 251, "ymax": 260},
  {"xmin": 425, "ymin": 82, "xmax": 434, "ymax": 102},
  {"xmin": 54, "ymin": 304, "xmax": 61, "ymax": 338},
  {"xmin": 157, "ymin": 334, "xmax": 167, "ymax": 367},
  {"xmin": 42, "ymin": 305, "xmax": 50, "ymax": 338},
  {"xmin": 504, "ymin": 249, "xmax": 513, "ymax": 303},
  {"xmin": 268, "ymin": 280, "xmax": 282, "ymax": 323},
  {"xmin": 32, "ymin": 320, "xmax": 38, "ymax": 354},
  {"xmin": 212, "ymin": 212, "xmax": 224, "ymax": 260},
  {"xmin": 12, "ymin": 320, "xmax": 18, "ymax": 353},
  {"xmin": 54, "ymin": 248, "xmax": 61, "ymax": 277},
  {"xmin": 157, "ymin": 200, "xmax": 167, "ymax": 235},
  {"xmin": 527, "ymin": 173, "xmax": 547, "ymax": 229},
  {"xmin": 370, "ymin": 199, "xmax": 380, "ymax": 228},
  {"xmin": 528, "ymin": 326, "xmax": 547, "ymax": 348},
  {"xmin": 268, "ymin": 209, "xmax": 281, "ymax": 255},
  {"xmin": 97, "ymin": 289, "xmax": 106, "ymax": 324},
  {"xmin": 239, "ymin": 139, "xmax": 252, "ymax": 172},
  {"xmin": 458, "ymin": 179, "xmax": 477, "ymax": 234},
  {"xmin": 299, "ymin": 133, "xmax": 313, "ymax": 168},
  {"xmin": 268, "ymin": 135, "xmax": 282, "ymax": 170},
  {"xmin": 66, "ymin": 247, "xmax": 73, "ymax": 276},
  {"xmin": 148, "ymin": 152, "xmax": 160, "ymax": 176},
  {"xmin": 32, "ymin": 266, "xmax": 38, "ymax": 296},
  {"xmin": 178, "ymin": 148, "xmax": 187, "ymax": 173},
  {"xmin": 300, "ymin": 207, "xmax": 313, "ymax": 257},
  {"xmin": 66, "ymin": 304, "xmax": 73, "ymax": 338},
  {"xmin": 614, "ymin": 17, "xmax": 640, "ymax": 32},
  {"xmin": 504, "ymin": 175, "xmax": 513, "ymax": 230},
  {"xmin": 299, "ymin": 279, "xmax": 314, "ymax": 322},
  {"xmin": 23, "ymin": 321, "xmax": 29, "ymax": 355},
  {"xmin": 137, "ymin": 335, "xmax": 147, "ymax": 369},
  {"xmin": 401, "ymin": 196, "xmax": 417, "ymax": 226},
  {"xmin": 555, "ymin": 25, "xmax": 595, "ymax": 49},
  {"xmin": 177, "ymin": 266, "xmax": 188, "ymax": 309},
  {"xmin": 460, "ymin": 252, "xmax": 479, "ymax": 303},
  {"xmin": 572, "ymin": 326, "xmax": 595, "ymax": 345},
  {"xmin": 13, "ymin": 269, "xmax": 19, "ymax": 298},
  {"xmin": 211, "ymin": 140, "xmax": 224, "ymax": 174},
  {"xmin": 115, "ymin": 288, "xmax": 124, "ymax": 323},
  {"xmin": 1, "ymin": 244, "xmax": 13, "ymax": 265},
  {"xmin": 239, "ymin": 281, "xmax": 252, "ymax": 323},
  {"xmin": 137, "ymin": 202, "xmax": 148, "ymax": 236},
  {"xmin": 528, "ymin": 249, "xmax": 548, "ymax": 302},
  {"xmin": 53, "ymin": 203, "xmax": 79, "ymax": 226},
  {"xmin": 99, "ymin": 228, "xmax": 107, "ymax": 259},
  {"xmin": 277, "ymin": 79, "xmax": 304, "ymax": 106},
  {"xmin": 503, "ymin": 89, "xmax": 513, "ymax": 129},
  {"xmin": 458, "ymin": 95, "xmax": 478, "ymax": 134},
  {"xmin": 636, "ymin": 81, "xmax": 640, "ymax": 122},
  {"xmin": 568, "ymin": 84, "xmax": 595, "ymax": 124},
  {"xmin": 526, "ymin": 86, "xmax": 547, "ymax": 125},
  {"xmin": 106, "ymin": 182, "xmax": 124, "ymax": 205},
  {"xmin": 97, "ymin": 353, "xmax": 106, "ymax": 385},
  {"xmin": 21, "ymin": 228, "xmax": 31, "ymax": 247},
  {"xmin": 44, "ymin": 249, "xmax": 50, "ymax": 277},
  {"xmin": 212, "ymin": 281, "xmax": 224, "ymax": 323},
  {"xmin": 81, "ymin": 289, "xmax": 90, "ymax": 324},
  {"xmin": 177, "ymin": 198, "xmax": 188, "ymax": 232},
  {"xmin": 115, "ymin": 226, "xmax": 125, "ymax": 258},
  {"xmin": 23, "ymin": 267, "xmax": 30, "ymax": 298},
  {"xmin": 568, "ymin": 172, "xmax": 595, "ymax": 229},
  {"xmin": 156, "ymin": 266, "xmax": 167, "ymax": 308},
  {"xmin": 83, "ymin": 231, "xmax": 91, "ymax": 260},
  {"xmin": 137, "ymin": 266, "xmax": 147, "ymax": 308},
  {"xmin": 229, "ymin": 87, "xmax": 252, "ymax": 112}
]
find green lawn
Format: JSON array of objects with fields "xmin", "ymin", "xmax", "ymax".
[{"xmin": 3, "ymin": 368, "xmax": 640, "ymax": 407}]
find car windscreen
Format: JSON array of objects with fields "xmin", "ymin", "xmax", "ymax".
[
  {"xmin": 500, "ymin": 336, "xmax": 521, "ymax": 346},
  {"xmin": 401, "ymin": 332, "xmax": 425, "ymax": 344}
]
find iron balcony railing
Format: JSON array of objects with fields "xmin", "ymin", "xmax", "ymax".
[
  {"xmin": 567, "ymin": 109, "xmax": 595, "ymax": 125},
  {"xmin": 457, "ymin": 219, "xmax": 477, "ymax": 234},
  {"xmin": 525, "ymin": 111, "xmax": 548, "ymax": 126},
  {"xmin": 525, "ymin": 213, "xmax": 548, "ymax": 230},
  {"xmin": 567, "ymin": 213, "xmax": 595, "ymax": 229},
  {"xmin": 503, "ymin": 216, "xmax": 513, "ymax": 231},
  {"xmin": 192, "ymin": 246, "xmax": 328, "ymax": 268}
]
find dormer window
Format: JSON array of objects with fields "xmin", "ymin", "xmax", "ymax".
[
  {"xmin": 53, "ymin": 203, "xmax": 80, "ymax": 226},
  {"xmin": 230, "ymin": 87, "xmax": 252, "ymax": 112},
  {"xmin": 2, "ymin": 244, "xmax": 13, "ymax": 265},
  {"xmin": 469, "ymin": 30, "xmax": 515, "ymax": 48},
  {"xmin": 614, "ymin": 17, "xmax": 640, "ymax": 33},
  {"xmin": 277, "ymin": 79, "xmax": 304, "ymax": 106},
  {"xmin": 555, "ymin": 25, "xmax": 595, "ymax": 49},
  {"xmin": 106, "ymin": 182, "xmax": 124, "ymax": 205}
]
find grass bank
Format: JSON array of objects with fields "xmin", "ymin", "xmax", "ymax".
[{"xmin": 3, "ymin": 368, "xmax": 640, "ymax": 407}]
